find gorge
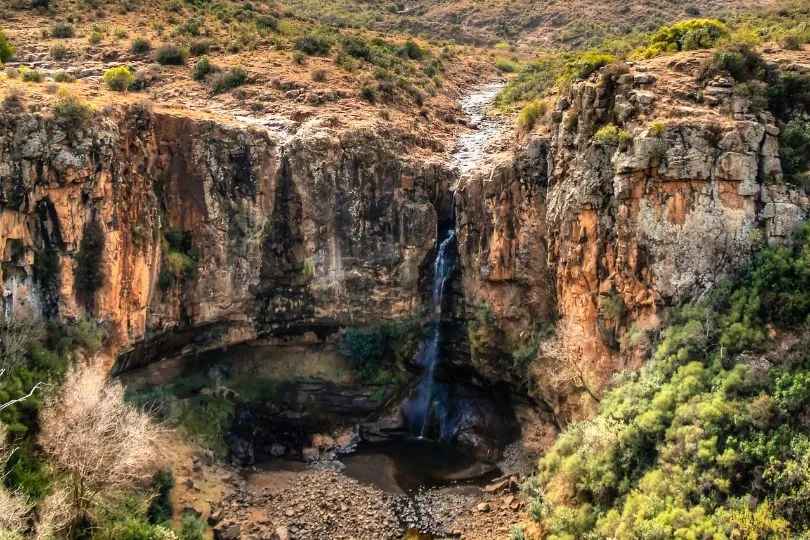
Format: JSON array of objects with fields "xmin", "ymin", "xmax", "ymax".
[{"xmin": 1, "ymin": 3, "xmax": 810, "ymax": 539}]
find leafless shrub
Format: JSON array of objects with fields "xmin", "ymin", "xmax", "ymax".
[
  {"xmin": 540, "ymin": 318, "xmax": 600, "ymax": 401},
  {"xmin": 38, "ymin": 361, "xmax": 163, "ymax": 532},
  {"xmin": 0, "ymin": 425, "xmax": 31, "ymax": 535}
]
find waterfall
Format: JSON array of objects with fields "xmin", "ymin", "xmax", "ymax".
[
  {"xmin": 416, "ymin": 223, "xmax": 457, "ymax": 437},
  {"xmin": 405, "ymin": 81, "xmax": 504, "ymax": 440}
]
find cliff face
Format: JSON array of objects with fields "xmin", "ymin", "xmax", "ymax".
[
  {"xmin": 457, "ymin": 55, "xmax": 809, "ymax": 422},
  {"xmin": 0, "ymin": 105, "xmax": 449, "ymax": 367}
]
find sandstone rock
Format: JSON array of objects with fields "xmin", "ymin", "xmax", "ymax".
[{"xmin": 302, "ymin": 447, "xmax": 320, "ymax": 462}]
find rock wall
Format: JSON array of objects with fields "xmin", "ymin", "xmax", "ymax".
[
  {"xmin": 0, "ymin": 105, "xmax": 450, "ymax": 367},
  {"xmin": 457, "ymin": 63, "xmax": 809, "ymax": 422}
]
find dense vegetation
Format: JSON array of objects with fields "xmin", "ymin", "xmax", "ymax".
[{"xmin": 523, "ymin": 222, "xmax": 810, "ymax": 538}]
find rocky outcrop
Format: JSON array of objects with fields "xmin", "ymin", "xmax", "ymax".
[
  {"xmin": 457, "ymin": 60, "xmax": 809, "ymax": 422},
  {"xmin": 0, "ymin": 104, "xmax": 451, "ymax": 367}
]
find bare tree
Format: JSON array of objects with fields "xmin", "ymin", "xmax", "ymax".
[
  {"xmin": 38, "ymin": 361, "xmax": 163, "ymax": 532},
  {"xmin": 541, "ymin": 318, "xmax": 600, "ymax": 402}
]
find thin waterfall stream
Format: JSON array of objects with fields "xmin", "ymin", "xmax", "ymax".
[{"xmin": 407, "ymin": 82, "xmax": 505, "ymax": 441}]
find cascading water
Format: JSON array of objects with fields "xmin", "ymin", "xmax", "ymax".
[{"xmin": 405, "ymin": 82, "xmax": 505, "ymax": 440}]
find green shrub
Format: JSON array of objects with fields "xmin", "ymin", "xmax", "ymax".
[
  {"xmin": 293, "ymin": 32, "xmax": 334, "ymax": 56},
  {"xmin": 779, "ymin": 121, "xmax": 810, "ymax": 187},
  {"xmin": 178, "ymin": 513, "xmax": 205, "ymax": 540},
  {"xmin": 52, "ymin": 88, "xmax": 92, "ymax": 129},
  {"xmin": 49, "ymin": 43, "xmax": 69, "ymax": 60},
  {"xmin": 154, "ymin": 44, "xmax": 188, "ymax": 65},
  {"xmin": 181, "ymin": 18, "xmax": 203, "ymax": 37},
  {"xmin": 0, "ymin": 28, "xmax": 14, "ymax": 63},
  {"xmin": 781, "ymin": 34, "xmax": 802, "ymax": 50},
  {"xmin": 402, "ymin": 39, "xmax": 425, "ymax": 60},
  {"xmin": 188, "ymin": 39, "xmax": 211, "ymax": 56},
  {"xmin": 130, "ymin": 37, "xmax": 152, "ymax": 54},
  {"xmin": 634, "ymin": 19, "xmax": 729, "ymax": 59},
  {"xmin": 341, "ymin": 35, "xmax": 370, "ymax": 60},
  {"xmin": 147, "ymin": 469, "xmax": 174, "ymax": 523},
  {"xmin": 360, "ymin": 86, "xmax": 377, "ymax": 104},
  {"xmin": 291, "ymin": 50, "xmax": 306, "ymax": 65},
  {"xmin": 494, "ymin": 56, "xmax": 520, "ymax": 73},
  {"xmin": 20, "ymin": 67, "xmax": 44, "ymax": 82},
  {"xmin": 337, "ymin": 318, "xmax": 421, "ymax": 381},
  {"xmin": 51, "ymin": 23, "xmax": 75, "ymax": 38},
  {"xmin": 210, "ymin": 66, "xmax": 247, "ymax": 94},
  {"xmin": 311, "ymin": 68, "xmax": 327, "ymax": 82},
  {"xmin": 516, "ymin": 100, "xmax": 547, "ymax": 131},
  {"xmin": 593, "ymin": 123, "xmax": 620, "ymax": 145},
  {"xmin": 704, "ymin": 44, "xmax": 766, "ymax": 82},
  {"xmin": 568, "ymin": 52, "xmax": 616, "ymax": 80},
  {"xmin": 192, "ymin": 56, "xmax": 215, "ymax": 81},
  {"xmin": 104, "ymin": 66, "xmax": 135, "ymax": 91},
  {"xmin": 88, "ymin": 30, "xmax": 103, "ymax": 44}
]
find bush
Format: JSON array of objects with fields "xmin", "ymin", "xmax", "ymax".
[
  {"xmin": 635, "ymin": 19, "xmax": 729, "ymax": 59},
  {"xmin": 20, "ymin": 67, "xmax": 44, "ymax": 82},
  {"xmin": 210, "ymin": 66, "xmax": 247, "ymax": 94},
  {"xmin": 779, "ymin": 121, "xmax": 810, "ymax": 186},
  {"xmin": 88, "ymin": 30, "xmax": 103, "ymax": 44},
  {"xmin": 154, "ymin": 44, "xmax": 188, "ymax": 65},
  {"xmin": 293, "ymin": 32, "xmax": 334, "ymax": 56},
  {"xmin": 341, "ymin": 35, "xmax": 370, "ymax": 60},
  {"xmin": 0, "ymin": 28, "xmax": 14, "ymax": 63},
  {"xmin": 568, "ymin": 52, "xmax": 616, "ymax": 80},
  {"xmin": 130, "ymin": 37, "xmax": 151, "ymax": 54},
  {"xmin": 103, "ymin": 66, "xmax": 134, "ymax": 91},
  {"xmin": 360, "ymin": 86, "xmax": 377, "ymax": 104},
  {"xmin": 188, "ymin": 39, "xmax": 211, "ymax": 56},
  {"xmin": 516, "ymin": 100, "xmax": 547, "ymax": 132},
  {"xmin": 594, "ymin": 123, "xmax": 620, "ymax": 145},
  {"xmin": 192, "ymin": 56, "xmax": 215, "ymax": 81},
  {"xmin": 291, "ymin": 50, "xmax": 306, "ymax": 65},
  {"xmin": 402, "ymin": 39, "xmax": 425, "ymax": 60},
  {"xmin": 703, "ymin": 44, "xmax": 766, "ymax": 82},
  {"xmin": 781, "ymin": 34, "xmax": 802, "ymax": 50},
  {"xmin": 49, "ymin": 43, "xmax": 69, "ymax": 60},
  {"xmin": 311, "ymin": 68, "xmax": 327, "ymax": 82},
  {"xmin": 178, "ymin": 513, "xmax": 205, "ymax": 540},
  {"xmin": 50, "ymin": 23, "xmax": 75, "ymax": 38},
  {"xmin": 146, "ymin": 469, "xmax": 174, "ymax": 523},
  {"xmin": 494, "ymin": 56, "xmax": 520, "ymax": 73}
]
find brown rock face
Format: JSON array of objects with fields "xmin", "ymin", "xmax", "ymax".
[
  {"xmin": 457, "ymin": 65, "xmax": 809, "ymax": 424},
  {"xmin": 0, "ymin": 106, "xmax": 449, "ymax": 367}
]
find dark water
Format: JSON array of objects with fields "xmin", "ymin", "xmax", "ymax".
[{"xmin": 340, "ymin": 439, "xmax": 500, "ymax": 494}]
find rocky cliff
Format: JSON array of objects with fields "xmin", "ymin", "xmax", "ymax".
[
  {"xmin": 457, "ymin": 51, "xmax": 810, "ymax": 424},
  {"xmin": 0, "ymin": 101, "xmax": 452, "ymax": 368}
]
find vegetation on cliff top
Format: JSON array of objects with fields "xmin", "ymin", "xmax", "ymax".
[{"xmin": 520, "ymin": 221, "xmax": 810, "ymax": 538}]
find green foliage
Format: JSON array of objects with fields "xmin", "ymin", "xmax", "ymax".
[
  {"xmin": 530, "ymin": 220, "xmax": 810, "ymax": 538},
  {"xmin": 360, "ymin": 85, "xmax": 377, "ymax": 104},
  {"xmin": 494, "ymin": 56, "xmax": 520, "ymax": 73},
  {"xmin": 159, "ymin": 230, "xmax": 197, "ymax": 290},
  {"xmin": 0, "ymin": 28, "xmax": 14, "ymax": 63},
  {"xmin": 704, "ymin": 44, "xmax": 766, "ymax": 82},
  {"xmin": 130, "ymin": 37, "xmax": 152, "ymax": 54},
  {"xmin": 175, "ymin": 396, "xmax": 235, "ymax": 457},
  {"xmin": 192, "ymin": 56, "xmax": 215, "ymax": 81},
  {"xmin": 593, "ymin": 123, "xmax": 620, "ymax": 145},
  {"xmin": 49, "ymin": 43, "xmax": 68, "ymax": 60},
  {"xmin": 20, "ymin": 67, "xmax": 44, "ymax": 83},
  {"xmin": 88, "ymin": 30, "xmax": 103, "ymax": 45},
  {"xmin": 767, "ymin": 70, "xmax": 810, "ymax": 123},
  {"xmin": 146, "ymin": 470, "xmax": 174, "ymax": 524},
  {"xmin": 779, "ymin": 121, "xmax": 810, "ymax": 187},
  {"xmin": 154, "ymin": 44, "xmax": 189, "ymax": 65},
  {"xmin": 293, "ymin": 31, "xmax": 335, "ymax": 56},
  {"xmin": 516, "ymin": 100, "xmax": 547, "ymax": 132},
  {"xmin": 52, "ymin": 88, "xmax": 93, "ymax": 129},
  {"xmin": 178, "ymin": 513, "xmax": 205, "ymax": 540},
  {"xmin": 104, "ymin": 66, "xmax": 135, "ymax": 91},
  {"xmin": 210, "ymin": 66, "xmax": 248, "ymax": 94},
  {"xmin": 634, "ymin": 19, "xmax": 729, "ymax": 59},
  {"xmin": 337, "ymin": 318, "xmax": 421, "ymax": 381},
  {"xmin": 50, "ymin": 23, "xmax": 75, "ymax": 38},
  {"xmin": 53, "ymin": 70, "xmax": 75, "ymax": 83}
]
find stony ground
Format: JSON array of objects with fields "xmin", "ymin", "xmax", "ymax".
[{"xmin": 167, "ymin": 433, "xmax": 527, "ymax": 540}]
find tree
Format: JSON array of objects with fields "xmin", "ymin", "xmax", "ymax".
[
  {"xmin": 541, "ymin": 318, "xmax": 600, "ymax": 401},
  {"xmin": 38, "ymin": 361, "xmax": 163, "ymax": 533}
]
